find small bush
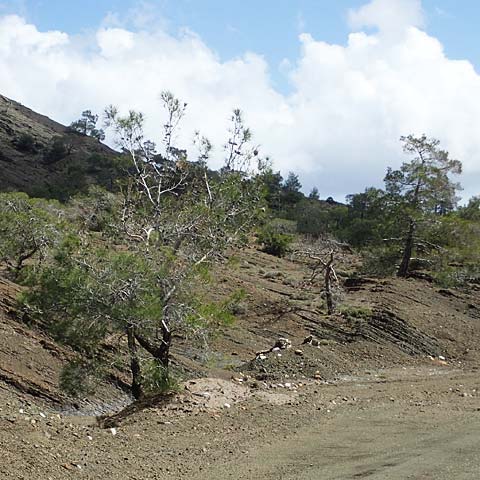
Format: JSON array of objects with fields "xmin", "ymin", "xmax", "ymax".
[
  {"xmin": 268, "ymin": 218, "xmax": 297, "ymax": 234},
  {"xmin": 59, "ymin": 359, "xmax": 99, "ymax": 396},
  {"xmin": 0, "ymin": 192, "xmax": 64, "ymax": 277},
  {"xmin": 43, "ymin": 136, "xmax": 70, "ymax": 164},
  {"xmin": 142, "ymin": 361, "xmax": 179, "ymax": 395},
  {"xmin": 16, "ymin": 133, "xmax": 37, "ymax": 153},
  {"xmin": 361, "ymin": 246, "xmax": 400, "ymax": 276},
  {"xmin": 257, "ymin": 227, "xmax": 293, "ymax": 257},
  {"xmin": 339, "ymin": 305, "xmax": 372, "ymax": 320}
]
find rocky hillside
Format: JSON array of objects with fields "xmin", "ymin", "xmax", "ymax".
[{"xmin": 0, "ymin": 94, "xmax": 118, "ymax": 199}]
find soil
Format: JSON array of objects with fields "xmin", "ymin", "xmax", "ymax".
[{"xmin": 1, "ymin": 245, "xmax": 480, "ymax": 479}]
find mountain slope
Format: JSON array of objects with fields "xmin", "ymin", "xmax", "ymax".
[{"xmin": 0, "ymin": 94, "xmax": 118, "ymax": 199}]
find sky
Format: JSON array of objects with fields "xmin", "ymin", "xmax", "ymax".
[{"xmin": 0, "ymin": 0, "xmax": 479, "ymax": 201}]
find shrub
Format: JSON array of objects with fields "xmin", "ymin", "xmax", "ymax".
[
  {"xmin": 16, "ymin": 133, "xmax": 37, "ymax": 153},
  {"xmin": 141, "ymin": 361, "xmax": 179, "ymax": 396},
  {"xmin": 257, "ymin": 227, "xmax": 293, "ymax": 257},
  {"xmin": 0, "ymin": 192, "xmax": 64, "ymax": 278},
  {"xmin": 268, "ymin": 218, "xmax": 297, "ymax": 234},
  {"xmin": 339, "ymin": 305, "xmax": 373, "ymax": 320},
  {"xmin": 360, "ymin": 246, "xmax": 400, "ymax": 277},
  {"xmin": 59, "ymin": 359, "xmax": 99, "ymax": 396},
  {"xmin": 43, "ymin": 136, "xmax": 70, "ymax": 164}
]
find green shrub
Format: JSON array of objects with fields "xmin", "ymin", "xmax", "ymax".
[
  {"xmin": 339, "ymin": 305, "xmax": 372, "ymax": 320},
  {"xmin": 43, "ymin": 136, "xmax": 70, "ymax": 164},
  {"xmin": 0, "ymin": 192, "xmax": 64, "ymax": 278},
  {"xmin": 360, "ymin": 246, "xmax": 400, "ymax": 277},
  {"xmin": 257, "ymin": 227, "xmax": 293, "ymax": 257},
  {"xmin": 268, "ymin": 218, "xmax": 297, "ymax": 234},
  {"xmin": 16, "ymin": 133, "xmax": 37, "ymax": 153},
  {"xmin": 142, "ymin": 361, "xmax": 179, "ymax": 395},
  {"xmin": 59, "ymin": 359, "xmax": 101, "ymax": 396}
]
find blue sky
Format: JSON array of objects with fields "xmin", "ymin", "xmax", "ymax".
[
  {"xmin": 0, "ymin": 0, "xmax": 479, "ymax": 200},
  {"xmin": 2, "ymin": 0, "xmax": 480, "ymax": 93}
]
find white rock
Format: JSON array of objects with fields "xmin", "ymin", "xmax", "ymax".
[
  {"xmin": 110, "ymin": 428, "xmax": 117, "ymax": 436},
  {"xmin": 223, "ymin": 403, "xmax": 231, "ymax": 409}
]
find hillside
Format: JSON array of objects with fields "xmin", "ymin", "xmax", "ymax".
[
  {"xmin": 0, "ymin": 95, "xmax": 118, "ymax": 199},
  {"xmin": 1, "ymin": 245, "xmax": 480, "ymax": 478},
  {"xmin": 1, "ymin": 98, "xmax": 480, "ymax": 479}
]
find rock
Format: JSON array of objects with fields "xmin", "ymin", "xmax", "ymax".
[
  {"xmin": 110, "ymin": 427, "xmax": 117, "ymax": 436},
  {"xmin": 273, "ymin": 338, "xmax": 291, "ymax": 350},
  {"xmin": 223, "ymin": 403, "xmax": 231, "ymax": 409},
  {"xmin": 294, "ymin": 349, "xmax": 304, "ymax": 356}
]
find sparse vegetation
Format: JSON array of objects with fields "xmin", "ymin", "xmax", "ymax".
[
  {"xmin": 69, "ymin": 110, "xmax": 105, "ymax": 141},
  {"xmin": 15, "ymin": 133, "xmax": 37, "ymax": 153},
  {"xmin": 258, "ymin": 227, "xmax": 293, "ymax": 257},
  {"xmin": 0, "ymin": 192, "xmax": 64, "ymax": 279},
  {"xmin": 19, "ymin": 93, "xmax": 266, "ymax": 399},
  {"xmin": 1, "ymin": 91, "xmax": 480, "ymax": 417},
  {"xmin": 43, "ymin": 136, "xmax": 71, "ymax": 164}
]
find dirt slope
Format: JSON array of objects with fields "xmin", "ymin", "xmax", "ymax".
[
  {"xmin": 0, "ymin": 94, "xmax": 117, "ymax": 196},
  {"xmin": 1, "ymin": 244, "xmax": 480, "ymax": 478},
  {"xmin": 1, "ymin": 245, "xmax": 480, "ymax": 408}
]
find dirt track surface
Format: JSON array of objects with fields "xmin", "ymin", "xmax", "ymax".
[
  {"xmin": 198, "ymin": 368, "xmax": 480, "ymax": 480},
  {"xmin": 1, "ymin": 365, "xmax": 480, "ymax": 479}
]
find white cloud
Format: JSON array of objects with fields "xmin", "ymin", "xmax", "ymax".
[
  {"xmin": 96, "ymin": 28, "xmax": 135, "ymax": 57},
  {"xmin": 348, "ymin": 0, "xmax": 424, "ymax": 37},
  {"xmin": 0, "ymin": 1, "xmax": 479, "ymax": 202}
]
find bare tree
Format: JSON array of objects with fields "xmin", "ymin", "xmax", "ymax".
[{"xmin": 294, "ymin": 240, "xmax": 343, "ymax": 315}]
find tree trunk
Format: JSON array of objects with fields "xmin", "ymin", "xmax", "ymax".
[
  {"xmin": 397, "ymin": 219, "xmax": 415, "ymax": 278},
  {"xmin": 134, "ymin": 325, "xmax": 171, "ymax": 369},
  {"xmin": 126, "ymin": 325, "xmax": 143, "ymax": 400},
  {"xmin": 325, "ymin": 252, "xmax": 335, "ymax": 315}
]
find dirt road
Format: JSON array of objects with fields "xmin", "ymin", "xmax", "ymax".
[
  {"xmin": 200, "ymin": 371, "xmax": 480, "ymax": 479},
  {"xmin": 2, "ymin": 365, "xmax": 480, "ymax": 479},
  {"xmin": 259, "ymin": 412, "xmax": 480, "ymax": 479}
]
